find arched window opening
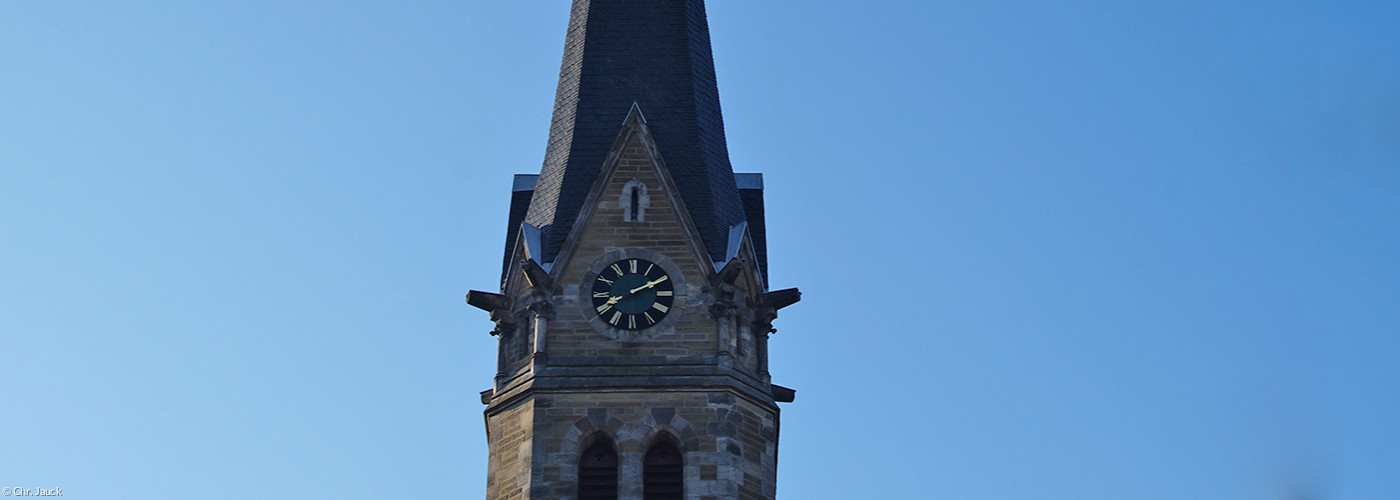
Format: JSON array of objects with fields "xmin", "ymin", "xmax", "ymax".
[
  {"xmin": 643, "ymin": 441, "xmax": 683, "ymax": 500},
  {"xmin": 579, "ymin": 440, "xmax": 618, "ymax": 500},
  {"xmin": 621, "ymin": 179, "xmax": 648, "ymax": 222}
]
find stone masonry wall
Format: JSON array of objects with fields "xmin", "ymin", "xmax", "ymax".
[
  {"xmin": 487, "ymin": 399, "xmax": 537, "ymax": 500},
  {"xmin": 547, "ymin": 135, "xmax": 718, "ymax": 361},
  {"xmin": 527, "ymin": 389, "xmax": 778, "ymax": 500},
  {"xmin": 487, "ymin": 131, "xmax": 781, "ymax": 500}
]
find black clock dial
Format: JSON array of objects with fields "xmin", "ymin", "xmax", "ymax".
[{"xmin": 590, "ymin": 258, "xmax": 674, "ymax": 330}]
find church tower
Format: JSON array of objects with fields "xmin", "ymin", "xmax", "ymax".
[{"xmin": 466, "ymin": 1, "xmax": 799, "ymax": 498}]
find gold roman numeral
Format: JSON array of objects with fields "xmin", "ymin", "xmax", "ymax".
[
  {"xmin": 627, "ymin": 315, "xmax": 636, "ymax": 329},
  {"xmin": 597, "ymin": 303, "xmax": 612, "ymax": 314},
  {"xmin": 656, "ymin": 290, "xmax": 672, "ymax": 297},
  {"xmin": 643, "ymin": 312, "xmax": 655, "ymax": 325},
  {"xmin": 652, "ymin": 303, "xmax": 669, "ymax": 313},
  {"xmin": 644, "ymin": 264, "xmax": 654, "ymax": 276},
  {"xmin": 593, "ymin": 291, "xmax": 611, "ymax": 298},
  {"xmin": 610, "ymin": 263, "xmax": 624, "ymax": 276},
  {"xmin": 609, "ymin": 311, "xmax": 623, "ymax": 325},
  {"xmin": 629, "ymin": 260, "xmax": 638, "ymax": 273},
  {"xmin": 597, "ymin": 276, "xmax": 613, "ymax": 285}
]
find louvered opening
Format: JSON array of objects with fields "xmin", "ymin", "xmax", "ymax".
[
  {"xmin": 579, "ymin": 441, "xmax": 618, "ymax": 500},
  {"xmin": 643, "ymin": 442, "xmax": 683, "ymax": 500}
]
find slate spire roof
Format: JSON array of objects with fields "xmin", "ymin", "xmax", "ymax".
[{"xmin": 523, "ymin": 0, "xmax": 746, "ymax": 264}]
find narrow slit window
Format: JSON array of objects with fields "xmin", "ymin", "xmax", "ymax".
[
  {"xmin": 579, "ymin": 440, "xmax": 618, "ymax": 500},
  {"xmin": 621, "ymin": 179, "xmax": 648, "ymax": 222},
  {"xmin": 629, "ymin": 186, "xmax": 641, "ymax": 221}
]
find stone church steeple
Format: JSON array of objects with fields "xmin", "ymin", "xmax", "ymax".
[{"xmin": 467, "ymin": 2, "xmax": 798, "ymax": 499}]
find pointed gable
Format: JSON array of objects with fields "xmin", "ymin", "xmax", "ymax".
[
  {"xmin": 550, "ymin": 107, "xmax": 713, "ymax": 288},
  {"xmin": 547, "ymin": 110, "xmax": 719, "ymax": 351},
  {"xmin": 524, "ymin": 0, "xmax": 746, "ymax": 265}
]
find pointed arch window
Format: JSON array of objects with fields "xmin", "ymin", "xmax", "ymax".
[
  {"xmin": 643, "ymin": 441, "xmax": 684, "ymax": 499},
  {"xmin": 579, "ymin": 440, "xmax": 618, "ymax": 500}
]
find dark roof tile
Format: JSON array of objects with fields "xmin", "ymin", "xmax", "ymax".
[{"xmin": 524, "ymin": 0, "xmax": 746, "ymax": 263}]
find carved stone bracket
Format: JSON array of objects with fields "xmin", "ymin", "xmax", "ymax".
[
  {"xmin": 467, "ymin": 290, "xmax": 515, "ymax": 337},
  {"xmin": 468, "ymin": 290, "xmax": 521, "ymax": 382},
  {"xmin": 752, "ymin": 288, "xmax": 800, "ymax": 379},
  {"xmin": 525, "ymin": 292, "xmax": 556, "ymax": 321},
  {"xmin": 751, "ymin": 308, "xmax": 777, "ymax": 338},
  {"xmin": 709, "ymin": 283, "xmax": 739, "ymax": 320},
  {"xmin": 488, "ymin": 310, "xmax": 517, "ymax": 337},
  {"xmin": 754, "ymin": 288, "xmax": 800, "ymax": 337}
]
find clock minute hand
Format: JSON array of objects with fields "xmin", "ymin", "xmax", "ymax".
[
  {"xmin": 608, "ymin": 277, "xmax": 663, "ymax": 303},
  {"xmin": 628, "ymin": 275, "xmax": 669, "ymax": 295}
]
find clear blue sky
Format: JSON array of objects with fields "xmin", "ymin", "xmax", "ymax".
[{"xmin": 2, "ymin": 1, "xmax": 1397, "ymax": 499}]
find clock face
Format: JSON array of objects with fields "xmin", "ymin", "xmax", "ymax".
[{"xmin": 590, "ymin": 258, "xmax": 675, "ymax": 330}]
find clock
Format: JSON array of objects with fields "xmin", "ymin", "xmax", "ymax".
[{"xmin": 590, "ymin": 258, "xmax": 675, "ymax": 330}]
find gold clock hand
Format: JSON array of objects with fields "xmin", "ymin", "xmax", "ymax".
[
  {"xmin": 627, "ymin": 275, "xmax": 669, "ymax": 294},
  {"xmin": 605, "ymin": 282, "xmax": 646, "ymax": 305}
]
